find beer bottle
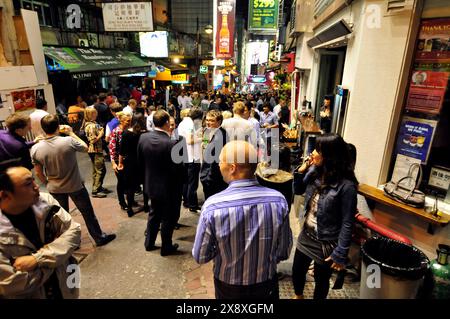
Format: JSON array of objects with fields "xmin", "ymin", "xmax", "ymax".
[{"xmin": 219, "ymin": 14, "xmax": 230, "ymax": 54}]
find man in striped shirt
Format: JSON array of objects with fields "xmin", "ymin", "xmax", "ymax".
[{"xmin": 192, "ymin": 141, "xmax": 292, "ymax": 299}]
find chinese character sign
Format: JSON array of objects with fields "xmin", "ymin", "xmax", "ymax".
[
  {"xmin": 249, "ymin": 0, "xmax": 279, "ymax": 31},
  {"xmin": 102, "ymin": 2, "xmax": 153, "ymax": 32},
  {"xmin": 214, "ymin": 0, "xmax": 236, "ymax": 60}
]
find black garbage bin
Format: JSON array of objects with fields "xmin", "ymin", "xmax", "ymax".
[{"xmin": 360, "ymin": 237, "xmax": 430, "ymax": 299}]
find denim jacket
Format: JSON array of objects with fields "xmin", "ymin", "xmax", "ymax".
[{"xmin": 293, "ymin": 166, "xmax": 357, "ymax": 265}]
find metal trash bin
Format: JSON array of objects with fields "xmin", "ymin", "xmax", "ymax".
[{"xmin": 360, "ymin": 237, "xmax": 430, "ymax": 299}]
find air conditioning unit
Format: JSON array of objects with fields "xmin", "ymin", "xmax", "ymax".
[
  {"xmin": 115, "ymin": 37, "xmax": 128, "ymax": 49},
  {"xmin": 385, "ymin": 0, "xmax": 414, "ymax": 16},
  {"xmin": 78, "ymin": 39, "xmax": 89, "ymax": 47}
]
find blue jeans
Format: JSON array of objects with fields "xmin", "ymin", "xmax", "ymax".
[{"xmin": 51, "ymin": 186, "xmax": 105, "ymax": 243}]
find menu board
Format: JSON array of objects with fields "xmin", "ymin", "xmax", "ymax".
[{"xmin": 405, "ymin": 18, "xmax": 450, "ymax": 115}]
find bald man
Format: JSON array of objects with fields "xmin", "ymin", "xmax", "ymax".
[
  {"xmin": 0, "ymin": 166, "xmax": 81, "ymax": 298},
  {"xmin": 192, "ymin": 141, "xmax": 292, "ymax": 300}
]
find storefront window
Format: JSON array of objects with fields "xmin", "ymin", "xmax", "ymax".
[
  {"xmin": 18, "ymin": 0, "xmax": 53, "ymax": 26},
  {"xmin": 390, "ymin": 18, "xmax": 450, "ymax": 198}
]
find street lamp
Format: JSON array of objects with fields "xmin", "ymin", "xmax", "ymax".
[{"xmin": 195, "ymin": 21, "xmax": 213, "ymax": 90}]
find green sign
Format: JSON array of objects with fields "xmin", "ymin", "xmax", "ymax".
[
  {"xmin": 249, "ymin": 0, "xmax": 279, "ymax": 31},
  {"xmin": 44, "ymin": 46, "xmax": 151, "ymax": 78},
  {"xmin": 199, "ymin": 65, "xmax": 208, "ymax": 74}
]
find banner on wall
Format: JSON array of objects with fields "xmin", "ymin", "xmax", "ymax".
[
  {"xmin": 248, "ymin": 0, "xmax": 279, "ymax": 32},
  {"xmin": 395, "ymin": 116, "xmax": 438, "ymax": 164},
  {"xmin": 214, "ymin": 0, "xmax": 236, "ymax": 60}
]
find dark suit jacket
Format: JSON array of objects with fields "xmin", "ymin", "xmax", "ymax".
[
  {"xmin": 137, "ymin": 129, "xmax": 187, "ymax": 200},
  {"xmin": 200, "ymin": 127, "xmax": 228, "ymax": 190}
]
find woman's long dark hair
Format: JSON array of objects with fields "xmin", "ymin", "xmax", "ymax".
[
  {"xmin": 315, "ymin": 134, "xmax": 358, "ymax": 188},
  {"xmin": 131, "ymin": 113, "xmax": 147, "ymax": 134}
]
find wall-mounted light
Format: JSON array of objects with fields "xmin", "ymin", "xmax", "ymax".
[
  {"xmin": 173, "ymin": 57, "xmax": 180, "ymax": 64},
  {"xmin": 204, "ymin": 25, "xmax": 213, "ymax": 34}
]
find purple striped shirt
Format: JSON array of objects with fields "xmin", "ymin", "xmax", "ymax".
[{"xmin": 192, "ymin": 179, "xmax": 292, "ymax": 285}]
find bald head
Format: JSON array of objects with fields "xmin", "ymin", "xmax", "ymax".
[{"xmin": 219, "ymin": 141, "xmax": 258, "ymax": 183}]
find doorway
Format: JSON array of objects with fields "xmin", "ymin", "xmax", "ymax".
[{"xmin": 314, "ymin": 47, "xmax": 347, "ymax": 121}]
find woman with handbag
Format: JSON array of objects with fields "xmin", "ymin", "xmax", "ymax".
[{"xmin": 292, "ymin": 134, "xmax": 358, "ymax": 299}]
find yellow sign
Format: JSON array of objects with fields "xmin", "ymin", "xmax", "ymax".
[{"xmin": 172, "ymin": 73, "xmax": 189, "ymax": 83}]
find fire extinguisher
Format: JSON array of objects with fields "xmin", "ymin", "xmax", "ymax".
[{"xmin": 430, "ymin": 244, "xmax": 450, "ymax": 299}]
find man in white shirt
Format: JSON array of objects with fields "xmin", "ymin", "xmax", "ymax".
[
  {"xmin": 177, "ymin": 108, "xmax": 203, "ymax": 213},
  {"xmin": 221, "ymin": 101, "xmax": 257, "ymax": 145},
  {"xmin": 123, "ymin": 99, "xmax": 137, "ymax": 116},
  {"xmin": 29, "ymin": 99, "xmax": 49, "ymax": 138},
  {"xmin": 177, "ymin": 91, "xmax": 192, "ymax": 110}
]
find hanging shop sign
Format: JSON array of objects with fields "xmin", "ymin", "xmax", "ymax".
[
  {"xmin": 199, "ymin": 65, "xmax": 208, "ymax": 74},
  {"xmin": 214, "ymin": 0, "xmax": 236, "ymax": 59},
  {"xmin": 172, "ymin": 73, "xmax": 189, "ymax": 84},
  {"xmin": 406, "ymin": 18, "xmax": 450, "ymax": 115},
  {"xmin": 102, "ymin": 2, "xmax": 154, "ymax": 32},
  {"xmin": 248, "ymin": 0, "xmax": 279, "ymax": 32},
  {"xmin": 395, "ymin": 116, "xmax": 437, "ymax": 164}
]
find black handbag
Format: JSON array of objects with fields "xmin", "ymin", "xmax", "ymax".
[{"xmin": 383, "ymin": 163, "xmax": 425, "ymax": 208}]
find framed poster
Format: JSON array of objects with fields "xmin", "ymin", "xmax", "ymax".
[
  {"xmin": 395, "ymin": 116, "xmax": 437, "ymax": 163},
  {"xmin": 405, "ymin": 70, "xmax": 449, "ymax": 114},
  {"xmin": 406, "ymin": 18, "xmax": 450, "ymax": 115}
]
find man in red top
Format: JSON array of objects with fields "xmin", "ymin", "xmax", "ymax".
[{"xmin": 131, "ymin": 86, "xmax": 142, "ymax": 102}]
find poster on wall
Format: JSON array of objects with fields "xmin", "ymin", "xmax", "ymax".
[
  {"xmin": 248, "ymin": 0, "xmax": 279, "ymax": 32},
  {"xmin": 415, "ymin": 18, "xmax": 450, "ymax": 63},
  {"xmin": 214, "ymin": 0, "xmax": 236, "ymax": 60},
  {"xmin": 395, "ymin": 116, "xmax": 438, "ymax": 164},
  {"xmin": 102, "ymin": 2, "xmax": 153, "ymax": 32},
  {"xmin": 406, "ymin": 18, "xmax": 450, "ymax": 115},
  {"xmin": 12, "ymin": 90, "xmax": 36, "ymax": 112},
  {"xmin": 139, "ymin": 31, "xmax": 169, "ymax": 58},
  {"xmin": 405, "ymin": 70, "xmax": 449, "ymax": 114}
]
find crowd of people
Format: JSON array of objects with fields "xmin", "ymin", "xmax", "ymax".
[{"xmin": 0, "ymin": 87, "xmax": 358, "ymax": 300}]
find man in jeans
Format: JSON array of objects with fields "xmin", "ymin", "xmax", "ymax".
[{"xmin": 31, "ymin": 115, "xmax": 115, "ymax": 247}]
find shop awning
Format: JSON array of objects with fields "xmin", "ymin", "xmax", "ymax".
[{"xmin": 44, "ymin": 46, "xmax": 152, "ymax": 79}]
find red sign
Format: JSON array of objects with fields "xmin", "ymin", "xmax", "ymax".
[
  {"xmin": 406, "ymin": 70, "xmax": 449, "ymax": 114},
  {"xmin": 214, "ymin": 0, "xmax": 235, "ymax": 60},
  {"xmin": 12, "ymin": 89, "xmax": 36, "ymax": 112},
  {"xmin": 405, "ymin": 18, "xmax": 450, "ymax": 115}
]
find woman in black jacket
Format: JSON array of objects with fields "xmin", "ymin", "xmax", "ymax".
[
  {"xmin": 292, "ymin": 134, "xmax": 358, "ymax": 299},
  {"xmin": 118, "ymin": 113, "xmax": 149, "ymax": 217}
]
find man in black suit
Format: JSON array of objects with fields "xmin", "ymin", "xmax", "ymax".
[
  {"xmin": 137, "ymin": 110, "xmax": 187, "ymax": 256},
  {"xmin": 200, "ymin": 110, "xmax": 229, "ymax": 200}
]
